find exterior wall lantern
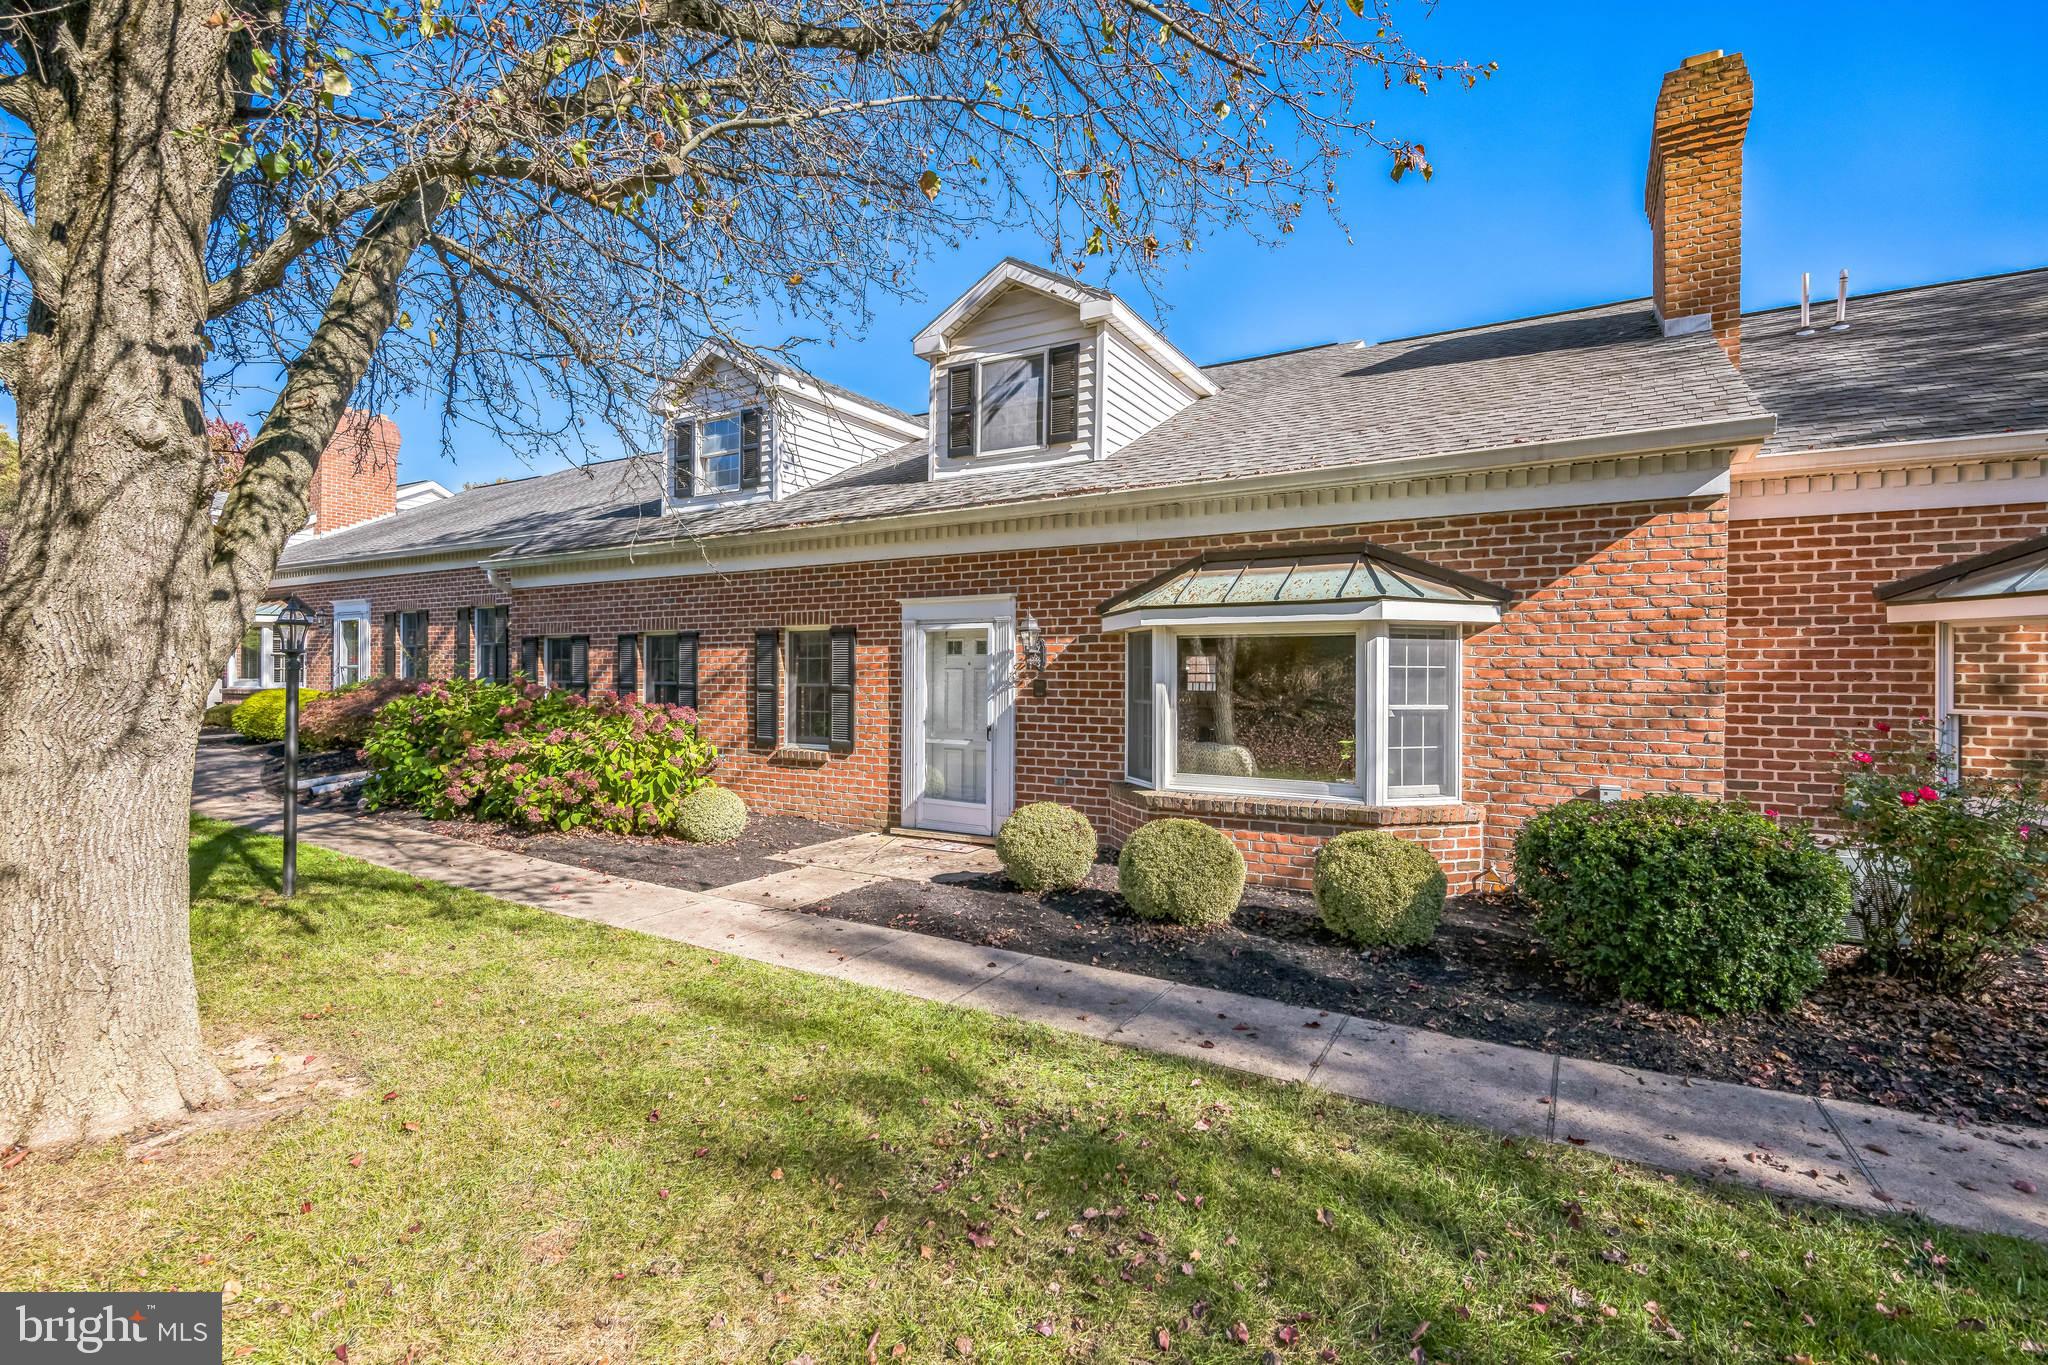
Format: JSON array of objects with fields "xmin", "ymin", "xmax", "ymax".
[
  {"xmin": 1017, "ymin": 612, "xmax": 1048, "ymax": 697},
  {"xmin": 273, "ymin": 595, "xmax": 318, "ymax": 897}
]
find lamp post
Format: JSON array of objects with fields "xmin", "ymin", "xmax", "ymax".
[{"xmin": 273, "ymin": 595, "xmax": 317, "ymax": 897}]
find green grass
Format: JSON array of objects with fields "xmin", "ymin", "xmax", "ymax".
[{"xmin": 2, "ymin": 818, "xmax": 2043, "ymax": 1363}]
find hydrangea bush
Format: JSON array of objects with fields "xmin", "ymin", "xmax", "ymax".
[
  {"xmin": 1837, "ymin": 721, "xmax": 2048, "ymax": 992},
  {"xmin": 363, "ymin": 678, "xmax": 719, "ymax": 835}
]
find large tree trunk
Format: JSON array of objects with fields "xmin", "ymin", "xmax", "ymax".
[{"xmin": 0, "ymin": 0, "xmax": 238, "ymax": 1146}]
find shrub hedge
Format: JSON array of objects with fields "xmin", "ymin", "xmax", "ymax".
[
  {"xmin": 300, "ymin": 678, "xmax": 414, "ymax": 752},
  {"xmin": 202, "ymin": 702, "xmax": 239, "ymax": 729},
  {"xmin": 362, "ymin": 678, "xmax": 720, "ymax": 835},
  {"xmin": 229, "ymin": 687, "xmax": 325, "ymax": 742},
  {"xmin": 995, "ymin": 802, "xmax": 1098, "ymax": 892},
  {"xmin": 1514, "ymin": 795, "xmax": 1848, "ymax": 1015},
  {"xmin": 1314, "ymin": 831, "xmax": 1445, "ymax": 948},
  {"xmin": 1118, "ymin": 819, "xmax": 1244, "ymax": 926}
]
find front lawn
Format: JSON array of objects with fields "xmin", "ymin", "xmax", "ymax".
[{"xmin": 1, "ymin": 820, "xmax": 2042, "ymax": 1363}]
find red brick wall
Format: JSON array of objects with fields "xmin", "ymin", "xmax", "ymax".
[
  {"xmin": 1952, "ymin": 622, "xmax": 2048, "ymax": 780},
  {"xmin": 483, "ymin": 495, "xmax": 1726, "ymax": 887},
  {"xmin": 281, "ymin": 567, "xmax": 510, "ymax": 691},
  {"xmin": 1727, "ymin": 503, "xmax": 2048, "ymax": 818}
]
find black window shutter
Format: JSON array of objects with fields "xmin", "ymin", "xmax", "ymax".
[
  {"xmin": 569, "ymin": 636, "xmax": 589, "ymax": 694},
  {"xmin": 751, "ymin": 629, "xmax": 780, "ymax": 747},
  {"xmin": 1046, "ymin": 343, "xmax": 1080, "ymax": 445},
  {"xmin": 828, "ymin": 626, "xmax": 856, "ymax": 752},
  {"xmin": 616, "ymin": 635, "xmax": 638, "ymax": 695},
  {"xmin": 455, "ymin": 608, "xmax": 472, "ymax": 680},
  {"xmin": 677, "ymin": 633, "xmax": 699, "ymax": 710},
  {"xmin": 946, "ymin": 364, "xmax": 977, "ymax": 458},
  {"xmin": 520, "ymin": 636, "xmax": 539, "ymax": 680},
  {"xmin": 740, "ymin": 408, "xmax": 764, "ymax": 490},
  {"xmin": 670, "ymin": 421, "xmax": 694, "ymax": 499},
  {"xmin": 382, "ymin": 612, "xmax": 397, "ymax": 676}
]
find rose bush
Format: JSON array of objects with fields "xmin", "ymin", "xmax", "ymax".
[
  {"xmin": 1837, "ymin": 722, "xmax": 2048, "ymax": 992},
  {"xmin": 363, "ymin": 678, "xmax": 720, "ymax": 835}
]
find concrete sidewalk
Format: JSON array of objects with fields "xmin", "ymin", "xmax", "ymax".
[{"xmin": 193, "ymin": 747, "xmax": 2048, "ymax": 1244}]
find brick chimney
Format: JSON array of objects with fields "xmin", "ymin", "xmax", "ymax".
[
  {"xmin": 308, "ymin": 411, "xmax": 400, "ymax": 534},
  {"xmin": 1645, "ymin": 49, "xmax": 1752, "ymax": 367}
]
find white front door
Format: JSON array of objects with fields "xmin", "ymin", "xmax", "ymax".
[{"xmin": 902, "ymin": 605, "xmax": 1015, "ymax": 836}]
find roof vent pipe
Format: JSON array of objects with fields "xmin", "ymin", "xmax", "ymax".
[
  {"xmin": 1795, "ymin": 272, "xmax": 1817, "ymax": 337},
  {"xmin": 1831, "ymin": 269, "xmax": 1851, "ymax": 331}
]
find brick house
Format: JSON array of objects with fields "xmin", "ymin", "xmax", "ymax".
[{"xmin": 241, "ymin": 49, "xmax": 2048, "ymax": 891}]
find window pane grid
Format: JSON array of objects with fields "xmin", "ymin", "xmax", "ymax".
[
  {"xmin": 699, "ymin": 415, "xmax": 742, "ymax": 493},
  {"xmin": 647, "ymin": 634, "xmax": 680, "ymax": 703},
  {"xmin": 789, "ymin": 631, "xmax": 832, "ymax": 746},
  {"xmin": 1385, "ymin": 629, "xmax": 1453, "ymax": 796}
]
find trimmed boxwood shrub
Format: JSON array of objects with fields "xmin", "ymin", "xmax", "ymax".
[
  {"xmin": 676, "ymin": 786, "xmax": 748, "ymax": 844},
  {"xmin": 1514, "ymin": 795, "xmax": 1849, "ymax": 1015},
  {"xmin": 1314, "ymin": 831, "xmax": 1445, "ymax": 948},
  {"xmin": 230, "ymin": 687, "xmax": 325, "ymax": 742},
  {"xmin": 202, "ymin": 702, "xmax": 239, "ymax": 729},
  {"xmin": 996, "ymin": 802, "xmax": 1097, "ymax": 892},
  {"xmin": 1118, "ymin": 819, "xmax": 1245, "ymax": 927}
]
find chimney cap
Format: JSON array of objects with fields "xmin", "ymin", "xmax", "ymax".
[{"xmin": 1681, "ymin": 49, "xmax": 1726, "ymax": 68}]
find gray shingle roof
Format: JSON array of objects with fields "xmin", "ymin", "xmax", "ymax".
[
  {"xmin": 281, "ymin": 296, "xmax": 1769, "ymax": 571},
  {"xmin": 1740, "ymin": 267, "xmax": 2048, "ymax": 455}
]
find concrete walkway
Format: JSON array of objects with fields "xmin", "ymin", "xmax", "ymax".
[{"xmin": 192, "ymin": 743, "xmax": 2048, "ymax": 1243}]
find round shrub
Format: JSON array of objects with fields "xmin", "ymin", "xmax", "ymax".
[
  {"xmin": 230, "ymin": 687, "xmax": 325, "ymax": 742},
  {"xmin": 676, "ymin": 786, "xmax": 748, "ymax": 844},
  {"xmin": 996, "ymin": 802, "xmax": 1098, "ymax": 892},
  {"xmin": 1314, "ymin": 831, "xmax": 1445, "ymax": 948},
  {"xmin": 1117, "ymin": 819, "xmax": 1245, "ymax": 927},
  {"xmin": 1514, "ymin": 795, "xmax": 1850, "ymax": 1016},
  {"xmin": 202, "ymin": 701, "xmax": 240, "ymax": 729}
]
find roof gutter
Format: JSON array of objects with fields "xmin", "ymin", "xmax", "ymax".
[{"xmin": 487, "ymin": 410, "xmax": 1775, "ymax": 577}]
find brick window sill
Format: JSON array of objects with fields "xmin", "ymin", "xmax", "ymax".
[
  {"xmin": 770, "ymin": 745, "xmax": 831, "ymax": 767},
  {"xmin": 1111, "ymin": 782, "xmax": 1482, "ymax": 828}
]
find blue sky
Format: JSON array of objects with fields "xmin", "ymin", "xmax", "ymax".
[{"xmin": 379, "ymin": 2, "xmax": 2048, "ymax": 485}]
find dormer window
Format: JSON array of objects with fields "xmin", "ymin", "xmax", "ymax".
[
  {"xmin": 669, "ymin": 407, "xmax": 763, "ymax": 500},
  {"xmin": 945, "ymin": 345, "xmax": 1079, "ymax": 459}
]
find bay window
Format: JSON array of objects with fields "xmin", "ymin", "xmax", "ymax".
[
  {"xmin": 1103, "ymin": 545, "xmax": 1506, "ymax": 807},
  {"xmin": 1122, "ymin": 624, "xmax": 1461, "ymax": 803}
]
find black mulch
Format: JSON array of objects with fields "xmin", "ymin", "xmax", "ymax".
[
  {"xmin": 350, "ymin": 816, "xmax": 2048, "ymax": 1129},
  {"xmin": 367, "ymin": 808, "xmax": 852, "ymax": 893}
]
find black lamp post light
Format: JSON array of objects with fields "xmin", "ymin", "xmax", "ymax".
[{"xmin": 273, "ymin": 595, "xmax": 317, "ymax": 897}]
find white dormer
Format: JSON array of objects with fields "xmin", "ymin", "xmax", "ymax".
[
  {"xmin": 912, "ymin": 259, "xmax": 1219, "ymax": 481},
  {"xmin": 659, "ymin": 345, "xmax": 924, "ymax": 513}
]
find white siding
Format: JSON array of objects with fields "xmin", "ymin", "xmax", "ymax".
[
  {"xmin": 1098, "ymin": 328, "xmax": 1198, "ymax": 457},
  {"xmin": 776, "ymin": 391, "xmax": 913, "ymax": 495},
  {"xmin": 926, "ymin": 285, "xmax": 1095, "ymax": 475}
]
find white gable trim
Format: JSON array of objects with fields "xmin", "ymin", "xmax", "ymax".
[
  {"xmin": 913, "ymin": 260, "xmax": 1217, "ymax": 399},
  {"xmin": 661, "ymin": 340, "xmax": 923, "ymax": 440}
]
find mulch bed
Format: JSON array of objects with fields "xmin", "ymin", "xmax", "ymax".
[
  {"xmin": 366, "ymin": 808, "xmax": 851, "ymax": 893},
  {"xmin": 356, "ymin": 813, "xmax": 2048, "ymax": 1129}
]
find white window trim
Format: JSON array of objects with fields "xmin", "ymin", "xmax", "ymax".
[
  {"xmin": 1123, "ymin": 620, "xmax": 1465, "ymax": 807},
  {"xmin": 693, "ymin": 409, "xmax": 747, "ymax": 496},
  {"xmin": 231, "ymin": 626, "xmax": 275, "ymax": 688},
  {"xmin": 665, "ymin": 407, "xmax": 773, "ymax": 511},
  {"xmin": 784, "ymin": 625, "xmax": 833, "ymax": 750},
  {"xmin": 332, "ymin": 599, "xmax": 370, "ymax": 688},
  {"xmin": 973, "ymin": 349, "xmax": 1051, "ymax": 460}
]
